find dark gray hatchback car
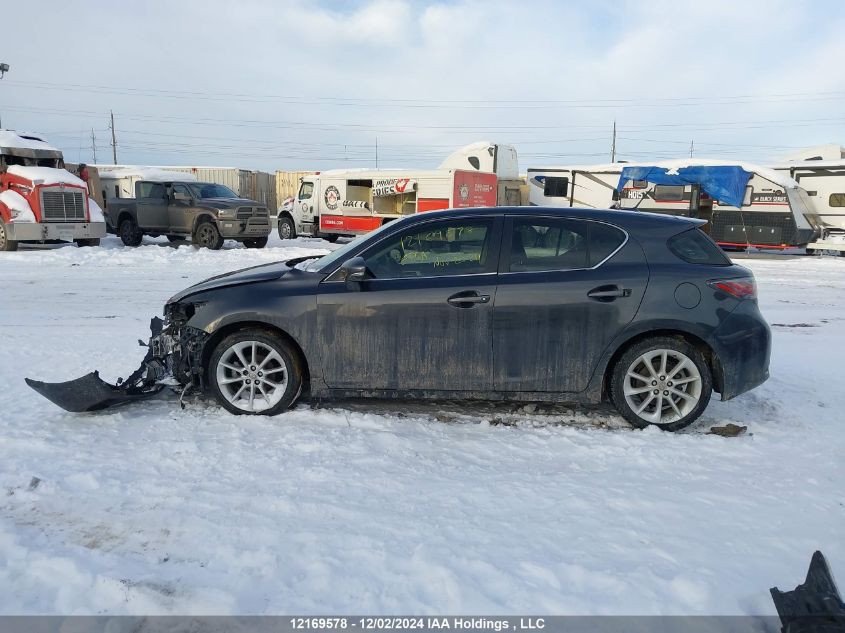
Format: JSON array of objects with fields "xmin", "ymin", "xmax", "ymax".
[{"xmin": 29, "ymin": 207, "xmax": 771, "ymax": 431}]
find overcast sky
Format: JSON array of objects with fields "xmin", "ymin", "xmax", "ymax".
[{"xmin": 2, "ymin": 0, "xmax": 844, "ymax": 172}]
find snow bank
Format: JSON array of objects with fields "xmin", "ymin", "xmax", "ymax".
[
  {"xmin": 98, "ymin": 167, "xmax": 198, "ymax": 182},
  {"xmin": 6, "ymin": 166, "xmax": 87, "ymax": 189},
  {"xmin": 0, "ymin": 189, "xmax": 35, "ymax": 222},
  {"xmin": 0, "ymin": 240, "xmax": 843, "ymax": 615},
  {"xmin": 0, "ymin": 130, "xmax": 61, "ymax": 153}
]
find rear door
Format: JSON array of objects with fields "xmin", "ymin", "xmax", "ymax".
[
  {"xmin": 168, "ymin": 183, "xmax": 193, "ymax": 232},
  {"xmin": 317, "ymin": 215, "xmax": 502, "ymax": 392},
  {"xmin": 135, "ymin": 182, "xmax": 169, "ymax": 230},
  {"xmin": 493, "ymin": 215, "xmax": 648, "ymax": 393}
]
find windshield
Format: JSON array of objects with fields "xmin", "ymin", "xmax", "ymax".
[
  {"xmin": 188, "ymin": 183, "xmax": 239, "ymax": 199},
  {"xmin": 302, "ymin": 221, "xmax": 400, "ymax": 273}
]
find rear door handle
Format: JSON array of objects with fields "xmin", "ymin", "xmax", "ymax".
[
  {"xmin": 587, "ymin": 285, "xmax": 631, "ymax": 301},
  {"xmin": 447, "ymin": 291, "xmax": 491, "ymax": 307}
]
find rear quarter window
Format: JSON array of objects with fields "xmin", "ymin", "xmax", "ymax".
[{"xmin": 668, "ymin": 228, "xmax": 731, "ymax": 265}]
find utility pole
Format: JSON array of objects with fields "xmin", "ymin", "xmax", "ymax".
[
  {"xmin": 90, "ymin": 129, "xmax": 98, "ymax": 163},
  {"xmin": 109, "ymin": 110, "xmax": 117, "ymax": 164},
  {"xmin": 610, "ymin": 120, "xmax": 617, "ymax": 162},
  {"xmin": 375, "ymin": 136, "xmax": 378, "ymax": 169},
  {"xmin": 689, "ymin": 140, "xmax": 694, "ymax": 158},
  {"xmin": 0, "ymin": 62, "xmax": 9, "ymax": 128}
]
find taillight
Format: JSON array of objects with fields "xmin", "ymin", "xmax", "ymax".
[{"xmin": 707, "ymin": 278, "xmax": 757, "ymax": 300}]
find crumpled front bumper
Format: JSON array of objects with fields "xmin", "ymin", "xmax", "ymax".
[{"xmin": 25, "ymin": 313, "xmax": 210, "ymax": 413}]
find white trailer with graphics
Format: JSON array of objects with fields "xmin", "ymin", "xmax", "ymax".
[
  {"xmin": 278, "ymin": 142, "xmax": 523, "ymax": 240},
  {"xmin": 528, "ymin": 160, "xmax": 819, "ymax": 249}
]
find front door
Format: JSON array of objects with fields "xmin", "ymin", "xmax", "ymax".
[
  {"xmin": 135, "ymin": 182, "xmax": 169, "ymax": 230},
  {"xmin": 317, "ymin": 216, "xmax": 502, "ymax": 392},
  {"xmin": 493, "ymin": 216, "xmax": 649, "ymax": 393}
]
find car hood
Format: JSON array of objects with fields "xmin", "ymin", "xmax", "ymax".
[
  {"xmin": 195, "ymin": 197, "xmax": 263, "ymax": 210},
  {"xmin": 168, "ymin": 261, "xmax": 289, "ymax": 304}
]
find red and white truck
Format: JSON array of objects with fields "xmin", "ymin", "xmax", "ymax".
[
  {"xmin": 278, "ymin": 142, "xmax": 524, "ymax": 240},
  {"xmin": 0, "ymin": 130, "xmax": 106, "ymax": 251}
]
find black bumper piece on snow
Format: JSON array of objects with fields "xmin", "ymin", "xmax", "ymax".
[
  {"xmin": 25, "ymin": 317, "xmax": 170, "ymax": 413},
  {"xmin": 24, "ymin": 371, "xmax": 162, "ymax": 412},
  {"xmin": 771, "ymin": 551, "xmax": 845, "ymax": 633}
]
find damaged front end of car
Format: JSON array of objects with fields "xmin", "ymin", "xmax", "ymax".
[{"xmin": 25, "ymin": 301, "xmax": 210, "ymax": 413}]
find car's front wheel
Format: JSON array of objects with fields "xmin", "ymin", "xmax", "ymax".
[
  {"xmin": 193, "ymin": 221, "xmax": 224, "ymax": 250},
  {"xmin": 610, "ymin": 337, "xmax": 712, "ymax": 431},
  {"xmin": 277, "ymin": 215, "xmax": 296, "ymax": 240},
  {"xmin": 208, "ymin": 329, "xmax": 303, "ymax": 415}
]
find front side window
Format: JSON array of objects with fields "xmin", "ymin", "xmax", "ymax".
[
  {"xmin": 298, "ymin": 182, "xmax": 314, "ymax": 200},
  {"xmin": 362, "ymin": 219, "xmax": 493, "ymax": 279},
  {"xmin": 172, "ymin": 184, "xmax": 191, "ymax": 197}
]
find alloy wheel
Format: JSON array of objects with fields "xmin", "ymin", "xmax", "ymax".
[
  {"xmin": 215, "ymin": 340, "xmax": 288, "ymax": 413},
  {"xmin": 623, "ymin": 349, "xmax": 703, "ymax": 426}
]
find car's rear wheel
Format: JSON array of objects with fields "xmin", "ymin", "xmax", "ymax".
[
  {"xmin": 610, "ymin": 337, "xmax": 712, "ymax": 431},
  {"xmin": 193, "ymin": 221, "xmax": 224, "ymax": 250},
  {"xmin": 277, "ymin": 215, "xmax": 296, "ymax": 240},
  {"xmin": 118, "ymin": 217, "xmax": 143, "ymax": 247},
  {"xmin": 208, "ymin": 329, "xmax": 303, "ymax": 415}
]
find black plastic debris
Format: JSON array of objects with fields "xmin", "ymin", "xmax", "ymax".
[{"xmin": 771, "ymin": 551, "xmax": 845, "ymax": 633}]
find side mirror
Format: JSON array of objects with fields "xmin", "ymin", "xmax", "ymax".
[
  {"xmin": 173, "ymin": 192, "xmax": 191, "ymax": 203},
  {"xmin": 339, "ymin": 257, "xmax": 369, "ymax": 289}
]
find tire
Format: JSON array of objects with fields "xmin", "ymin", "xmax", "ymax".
[
  {"xmin": 609, "ymin": 336, "xmax": 712, "ymax": 432},
  {"xmin": 74, "ymin": 238, "xmax": 100, "ymax": 247},
  {"xmin": 243, "ymin": 236, "xmax": 268, "ymax": 249},
  {"xmin": 277, "ymin": 215, "xmax": 296, "ymax": 240},
  {"xmin": 321, "ymin": 233, "xmax": 340, "ymax": 243},
  {"xmin": 118, "ymin": 217, "xmax": 143, "ymax": 247},
  {"xmin": 193, "ymin": 220, "xmax": 224, "ymax": 250},
  {"xmin": 208, "ymin": 329, "xmax": 303, "ymax": 416},
  {"xmin": 0, "ymin": 219, "xmax": 19, "ymax": 252},
  {"xmin": 166, "ymin": 235, "xmax": 186, "ymax": 243}
]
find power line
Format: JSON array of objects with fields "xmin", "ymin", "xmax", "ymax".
[{"xmin": 5, "ymin": 79, "xmax": 845, "ymax": 109}]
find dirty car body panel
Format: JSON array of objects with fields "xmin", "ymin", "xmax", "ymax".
[{"xmin": 27, "ymin": 207, "xmax": 771, "ymax": 416}]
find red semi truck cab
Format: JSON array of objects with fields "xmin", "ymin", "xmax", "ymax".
[{"xmin": 0, "ymin": 131, "xmax": 106, "ymax": 251}]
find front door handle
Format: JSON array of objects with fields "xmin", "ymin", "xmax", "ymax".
[
  {"xmin": 587, "ymin": 285, "xmax": 632, "ymax": 302},
  {"xmin": 447, "ymin": 291, "xmax": 491, "ymax": 308}
]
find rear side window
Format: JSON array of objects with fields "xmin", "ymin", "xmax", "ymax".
[
  {"xmin": 508, "ymin": 218, "xmax": 625, "ymax": 272},
  {"xmin": 589, "ymin": 223, "xmax": 626, "ymax": 266},
  {"xmin": 668, "ymin": 229, "xmax": 731, "ymax": 265}
]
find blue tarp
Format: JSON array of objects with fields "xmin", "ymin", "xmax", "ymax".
[{"xmin": 616, "ymin": 165, "xmax": 753, "ymax": 208}]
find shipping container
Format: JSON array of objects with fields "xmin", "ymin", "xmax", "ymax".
[{"xmin": 276, "ymin": 171, "xmax": 316, "ymax": 210}]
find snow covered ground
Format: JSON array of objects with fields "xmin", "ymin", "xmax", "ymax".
[{"xmin": 0, "ymin": 235, "xmax": 843, "ymax": 615}]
